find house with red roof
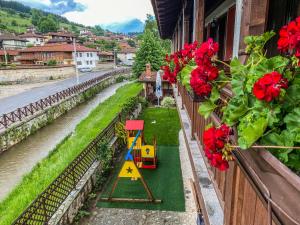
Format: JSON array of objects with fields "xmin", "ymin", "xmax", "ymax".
[
  {"xmin": 0, "ymin": 50, "xmax": 19, "ymax": 63},
  {"xmin": 19, "ymin": 44, "xmax": 99, "ymax": 68}
]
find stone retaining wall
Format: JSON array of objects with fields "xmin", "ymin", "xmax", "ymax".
[
  {"xmin": 0, "ymin": 66, "xmax": 75, "ymax": 84},
  {"xmin": 0, "ymin": 72, "xmax": 131, "ymax": 153}
]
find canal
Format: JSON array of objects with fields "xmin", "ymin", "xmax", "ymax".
[{"xmin": 0, "ymin": 81, "xmax": 129, "ymax": 200}]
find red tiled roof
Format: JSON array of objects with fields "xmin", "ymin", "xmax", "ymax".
[
  {"xmin": 0, "ymin": 50, "xmax": 19, "ymax": 56},
  {"xmin": 139, "ymin": 71, "xmax": 168, "ymax": 82},
  {"xmin": 20, "ymin": 44, "xmax": 98, "ymax": 53},
  {"xmin": 98, "ymin": 51, "xmax": 113, "ymax": 56},
  {"xmin": 47, "ymin": 32, "xmax": 75, "ymax": 37},
  {"xmin": 19, "ymin": 33, "xmax": 44, "ymax": 38}
]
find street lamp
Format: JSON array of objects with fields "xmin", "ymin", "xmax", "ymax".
[
  {"xmin": 73, "ymin": 38, "xmax": 79, "ymax": 85},
  {"xmin": 113, "ymin": 48, "xmax": 117, "ymax": 69}
]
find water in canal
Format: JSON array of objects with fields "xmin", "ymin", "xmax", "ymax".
[{"xmin": 0, "ymin": 81, "xmax": 129, "ymax": 201}]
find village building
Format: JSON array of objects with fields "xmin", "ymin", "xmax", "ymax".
[
  {"xmin": 0, "ymin": 50, "xmax": 19, "ymax": 63},
  {"xmin": 118, "ymin": 48, "xmax": 136, "ymax": 66},
  {"xmin": 98, "ymin": 51, "xmax": 114, "ymax": 62},
  {"xmin": 139, "ymin": 63, "xmax": 173, "ymax": 102},
  {"xmin": 18, "ymin": 33, "xmax": 45, "ymax": 46},
  {"xmin": 44, "ymin": 32, "xmax": 76, "ymax": 44},
  {"xmin": 0, "ymin": 34, "xmax": 27, "ymax": 50},
  {"xmin": 19, "ymin": 43, "xmax": 98, "ymax": 68}
]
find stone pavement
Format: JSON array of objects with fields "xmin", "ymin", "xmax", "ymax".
[{"xmin": 84, "ymin": 130, "xmax": 198, "ymax": 225}]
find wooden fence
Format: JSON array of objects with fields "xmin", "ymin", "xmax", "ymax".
[
  {"xmin": 178, "ymin": 83, "xmax": 300, "ymax": 225},
  {"xmin": 0, "ymin": 68, "xmax": 131, "ymax": 130}
]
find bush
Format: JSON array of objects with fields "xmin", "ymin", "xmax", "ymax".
[
  {"xmin": 139, "ymin": 97, "xmax": 149, "ymax": 109},
  {"xmin": 116, "ymin": 76, "xmax": 125, "ymax": 83},
  {"xmin": 161, "ymin": 97, "xmax": 175, "ymax": 108},
  {"xmin": 47, "ymin": 59, "xmax": 57, "ymax": 66}
]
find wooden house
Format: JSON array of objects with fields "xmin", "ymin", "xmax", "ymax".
[{"xmin": 151, "ymin": 0, "xmax": 300, "ymax": 225}]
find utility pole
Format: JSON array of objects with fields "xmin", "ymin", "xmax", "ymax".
[
  {"xmin": 3, "ymin": 45, "xmax": 8, "ymax": 65},
  {"xmin": 73, "ymin": 38, "xmax": 79, "ymax": 84}
]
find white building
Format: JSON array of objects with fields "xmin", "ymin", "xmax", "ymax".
[
  {"xmin": 74, "ymin": 50, "xmax": 99, "ymax": 69},
  {"xmin": 0, "ymin": 34, "xmax": 27, "ymax": 50},
  {"xmin": 118, "ymin": 49, "xmax": 136, "ymax": 66},
  {"xmin": 19, "ymin": 33, "xmax": 45, "ymax": 46}
]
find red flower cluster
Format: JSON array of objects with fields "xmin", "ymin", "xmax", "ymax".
[
  {"xmin": 253, "ymin": 71, "xmax": 288, "ymax": 102},
  {"xmin": 190, "ymin": 38, "xmax": 219, "ymax": 97},
  {"xmin": 162, "ymin": 41, "xmax": 198, "ymax": 84},
  {"xmin": 278, "ymin": 17, "xmax": 300, "ymax": 65},
  {"xmin": 203, "ymin": 124, "xmax": 231, "ymax": 171}
]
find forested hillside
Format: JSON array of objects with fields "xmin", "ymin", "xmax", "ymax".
[{"xmin": 0, "ymin": 0, "xmax": 101, "ymax": 34}]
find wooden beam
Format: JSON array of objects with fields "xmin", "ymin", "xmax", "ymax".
[{"xmin": 193, "ymin": 0, "xmax": 205, "ymax": 43}]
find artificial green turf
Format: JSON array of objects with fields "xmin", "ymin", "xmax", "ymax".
[
  {"xmin": 0, "ymin": 82, "xmax": 142, "ymax": 225},
  {"xmin": 140, "ymin": 108, "xmax": 181, "ymax": 146},
  {"xmin": 97, "ymin": 107, "xmax": 185, "ymax": 211}
]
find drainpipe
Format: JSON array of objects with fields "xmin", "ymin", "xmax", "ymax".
[{"xmin": 232, "ymin": 0, "xmax": 243, "ymax": 58}]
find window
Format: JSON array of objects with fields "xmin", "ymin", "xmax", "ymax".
[
  {"xmin": 79, "ymin": 53, "xmax": 82, "ymax": 57},
  {"xmin": 266, "ymin": 0, "xmax": 300, "ymax": 56},
  {"xmin": 86, "ymin": 61, "xmax": 89, "ymax": 65},
  {"xmin": 76, "ymin": 53, "xmax": 78, "ymax": 57},
  {"xmin": 90, "ymin": 60, "xmax": 93, "ymax": 65},
  {"xmin": 77, "ymin": 61, "xmax": 82, "ymax": 65}
]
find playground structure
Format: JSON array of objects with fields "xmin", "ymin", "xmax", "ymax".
[
  {"xmin": 126, "ymin": 120, "xmax": 158, "ymax": 169},
  {"xmin": 101, "ymin": 120, "xmax": 161, "ymax": 203}
]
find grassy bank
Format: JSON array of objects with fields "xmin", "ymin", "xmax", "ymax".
[
  {"xmin": 0, "ymin": 82, "xmax": 142, "ymax": 225},
  {"xmin": 98, "ymin": 108, "xmax": 185, "ymax": 211}
]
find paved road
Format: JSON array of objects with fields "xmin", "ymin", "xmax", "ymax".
[{"xmin": 0, "ymin": 69, "xmax": 116, "ymax": 115}]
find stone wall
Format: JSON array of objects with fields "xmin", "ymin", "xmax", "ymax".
[
  {"xmin": 0, "ymin": 72, "xmax": 131, "ymax": 153},
  {"xmin": 0, "ymin": 66, "xmax": 75, "ymax": 84}
]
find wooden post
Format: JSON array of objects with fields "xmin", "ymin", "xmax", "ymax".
[{"xmin": 193, "ymin": 0, "xmax": 205, "ymax": 43}]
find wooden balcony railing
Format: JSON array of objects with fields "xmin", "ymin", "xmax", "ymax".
[{"xmin": 177, "ymin": 82, "xmax": 300, "ymax": 225}]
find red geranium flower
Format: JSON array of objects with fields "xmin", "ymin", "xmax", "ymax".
[
  {"xmin": 203, "ymin": 124, "xmax": 231, "ymax": 171},
  {"xmin": 278, "ymin": 16, "xmax": 300, "ymax": 65},
  {"xmin": 253, "ymin": 71, "xmax": 288, "ymax": 102}
]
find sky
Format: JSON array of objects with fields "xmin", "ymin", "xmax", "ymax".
[{"xmin": 17, "ymin": 0, "xmax": 154, "ymax": 25}]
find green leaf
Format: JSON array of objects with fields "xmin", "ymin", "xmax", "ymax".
[
  {"xmin": 238, "ymin": 116, "xmax": 268, "ymax": 149},
  {"xmin": 222, "ymin": 96, "xmax": 248, "ymax": 126},
  {"xmin": 283, "ymin": 84, "xmax": 300, "ymax": 110},
  {"xmin": 180, "ymin": 65, "xmax": 195, "ymax": 91},
  {"xmin": 198, "ymin": 101, "xmax": 217, "ymax": 119},
  {"xmin": 230, "ymin": 57, "xmax": 247, "ymax": 96},
  {"xmin": 284, "ymin": 108, "xmax": 300, "ymax": 132},
  {"xmin": 209, "ymin": 86, "xmax": 220, "ymax": 103}
]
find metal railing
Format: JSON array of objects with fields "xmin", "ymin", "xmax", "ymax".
[
  {"xmin": 12, "ymin": 110, "xmax": 125, "ymax": 225},
  {"xmin": 0, "ymin": 68, "xmax": 131, "ymax": 131}
]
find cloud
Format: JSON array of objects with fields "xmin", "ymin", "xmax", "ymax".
[
  {"xmin": 63, "ymin": 0, "xmax": 154, "ymax": 26},
  {"xmin": 18, "ymin": 0, "xmax": 86, "ymax": 15}
]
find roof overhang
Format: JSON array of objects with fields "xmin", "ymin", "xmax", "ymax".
[{"xmin": 151, "ymin": 0, "xmax": 226, "ymax": 40}]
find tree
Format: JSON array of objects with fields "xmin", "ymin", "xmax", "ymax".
[
  {"xmin": 31, "ymin": 9, "xmax": 42, "ymax": 26},
  {"xmin": 11, "ymin": 20, "xmax": 18, "ymax": 26},
  {"xmin": 132, "ymin": 30, "xmax": 165, "ymax": 77},
  {"xmin": 144, "ymin": 14, "xmax": 158, "ymax": 35},
  {"xmin": 127, "ymin": 39, "xmax": 136, "ymax": 47},
  {"xmin": 38, "ymin": 15, "xmax": 58, "ymax": 33},
  {"xmin": 93, "ymin": 25, "xmax": 104, "ymax": 36}
]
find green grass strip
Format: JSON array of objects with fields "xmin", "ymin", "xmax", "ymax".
[
  {"xmin": 0, "ymin": 82, "xmax": 142, "ymax": 225},
  {"xmin": 98, "ymin": 108, "xmax": 185, "ymax": 211}
]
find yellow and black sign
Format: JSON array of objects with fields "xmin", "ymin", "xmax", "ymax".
[{"xmin": 118, "ymin": 161, "xmax": 141, "ymax": 179}]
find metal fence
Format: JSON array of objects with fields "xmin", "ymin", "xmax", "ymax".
[
  {"xmin": 12, "ymin": 113, "xmax": 121, "ymax": 225},
  {"xmin": 0, "ymin": 68, "xmax": 131, "ymax": 130}
]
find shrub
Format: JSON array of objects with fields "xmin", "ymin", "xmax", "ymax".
[
  {"xmin": 47, "ymin": 59, "xmax": 57, "ymax": 66},
  {"xmin": 116, "ymin": 76, "xmax": 125, "ymax": 83},
  {"xmin": 161, "ymin": 97, "xmax": 175, "ymax": 108}
]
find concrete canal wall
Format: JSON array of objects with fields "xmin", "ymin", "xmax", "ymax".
[{"xmin": 0, "ymin": 72, "xmax": 131, "ymax": 153}]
